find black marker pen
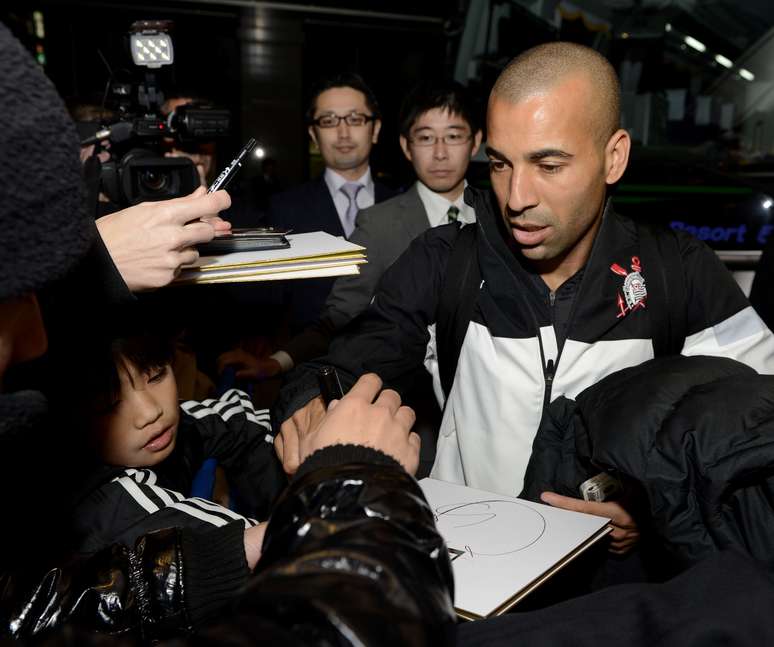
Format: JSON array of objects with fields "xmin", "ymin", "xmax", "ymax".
[
  {"xmin": 207, "ymin": 137, "xmax": 256, "ymax": 193},
  {"xmin": 317, "ymin": 365, "xmax": 344, "ymax": 407}
]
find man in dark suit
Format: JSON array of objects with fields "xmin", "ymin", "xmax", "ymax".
[{"xmin": 264, "ymin": 72, "xmax": 395, "ymax": 330}]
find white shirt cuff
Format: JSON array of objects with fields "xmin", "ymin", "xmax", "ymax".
[{"xmin": 270, "ymin": 350, "xmax": 294, "ymax": 373}]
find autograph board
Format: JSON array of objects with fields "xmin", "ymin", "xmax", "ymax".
[{"xmin": 419, "ymin": 478, "xmax": 611, "ymax": 619}]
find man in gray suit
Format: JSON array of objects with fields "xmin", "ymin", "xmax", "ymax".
[{"xmin": 219, "ymin": 80, "xmax": 481, "ymax": 381}]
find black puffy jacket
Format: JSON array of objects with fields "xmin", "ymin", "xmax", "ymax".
[{"xmin": 523, "ymin": 355, "xmax": 774, "ymax": 569}]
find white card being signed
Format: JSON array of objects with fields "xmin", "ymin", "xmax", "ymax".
[{"xmin": 419, "ymin": 478, "xmax": 611, "ymax": 619}]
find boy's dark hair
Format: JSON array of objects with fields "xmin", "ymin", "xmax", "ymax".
[
  {"xmin": 305, "ymin": 72, "xmax": 380, "ymax": 124},
  {"xmin": 398, "ymin": 80, "xmax": 481, "ymax": 138},
  {"xmin": 60, "ymin": 304, "xmax": 178, "ymax": 414}
]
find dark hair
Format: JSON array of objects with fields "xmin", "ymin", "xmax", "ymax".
[
  {"xmin": 57, "ymin": 303, "xmax": 178, "ymax": 414},
  {"xmin": 305, "ymin": 72, "xmax": 380, "ymax": 124},
  {"xmin": 398, "ymin": 80, "xmax": 481, "ymax": 138}
]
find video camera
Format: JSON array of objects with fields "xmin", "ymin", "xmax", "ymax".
[{"xmin": 82, "ymin": 20, "xmax": 231, "ymax": 206}]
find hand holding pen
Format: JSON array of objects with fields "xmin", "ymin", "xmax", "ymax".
[{"xmin": 274, "ymin": 373, "xmax": 420, "ymax": 476}]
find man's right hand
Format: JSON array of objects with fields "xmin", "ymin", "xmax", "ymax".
[
  {"xmin": 216, "ymin": 348, "xmax": 281, "ymax": 381},
  {"xmin": 275, "ymin": 373, "xmax": 419, "ymax": 476}
]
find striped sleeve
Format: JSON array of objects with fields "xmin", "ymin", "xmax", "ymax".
[
  {"xmin": 181, "ymin": 389, "xmax": 273, "ymax": 445},
  {"xmin": 110, "ymin": 468, "xmax": 258, "ymax": 531},
  {"xmin": 178, "ymin": 390, "xmax": 286, "ymax": 521}
]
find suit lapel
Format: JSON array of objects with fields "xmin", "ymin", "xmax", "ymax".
[
  {"xmin": 312, "ymin": 175, "xmax": 345, "ymax": 237},
  {"xmin": 396, "ymin": 183, "xmax": 432, "ymax": 242}
]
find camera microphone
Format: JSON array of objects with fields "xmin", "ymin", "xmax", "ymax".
[{"xmin": 80, "ymin": 121, "xmax": 134, "ymax": 147}]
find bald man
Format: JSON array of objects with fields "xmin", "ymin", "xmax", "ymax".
[{"xmin": 275, "ymin": 42, "xmax": 774, "ymax": 555}]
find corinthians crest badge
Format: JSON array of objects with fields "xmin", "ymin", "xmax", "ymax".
[{"xmin": 610, "ymin": 256, "xmax": 647, "ymax": 318}]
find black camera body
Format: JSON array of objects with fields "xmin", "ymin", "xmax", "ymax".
[{"xmin": 94, "ymin": 21, "xmax": 231, "ymax": 206}]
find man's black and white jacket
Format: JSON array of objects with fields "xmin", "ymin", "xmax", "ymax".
[
  {"xmin": 277, "ymin": 187, "xmax": 774, "ymax": 497},
  {"xmin": 69, "ymin": 389, "xmax": 285, "ymax": 555}
]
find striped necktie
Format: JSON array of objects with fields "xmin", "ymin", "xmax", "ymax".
[{"xmin": 447, "ymin": 204, "xmax": 460, "ymax": 223}]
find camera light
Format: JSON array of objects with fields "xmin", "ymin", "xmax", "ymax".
[
  {"xmin": 763, "ymin": 198, "xmax": 772, "ymax": 210},
  {"xmin": 130, "ymin": 32, "xmax": 174, "ymax": 68},
  {"xmin": 254, "ymin": 146, "xmax": 266, "ymax": 159}
]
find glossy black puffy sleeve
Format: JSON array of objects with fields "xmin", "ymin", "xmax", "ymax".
[{"xmin": 198, "ymin": 447, "xmax": 457, "ymax": 646}]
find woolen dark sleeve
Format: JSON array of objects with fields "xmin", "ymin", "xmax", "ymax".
[
  {"xmin": 180, "ymin": 521, "xmax": 251, "ymax": 629},
  {"xmin": 294, "ymin": 443, "xmax": 402, "ymax": 480}
]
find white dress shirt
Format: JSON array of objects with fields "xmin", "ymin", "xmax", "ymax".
[{"xmin": 416, "ymin": 180, "xmax": 476, "ymax": 228}]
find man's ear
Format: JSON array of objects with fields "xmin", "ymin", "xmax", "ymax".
[
  {"xmin": 399, "ymin": 134, "xmax": 413, "ymax": 163},
  {"xmin": 470, "ymin": 129, "xmax": 483, "ymax": 158},
  {"xmin": 371, "ymin": 118, "xmax": 382, "ymax": 144},
  {"xmin": 604, "ymin": 128, "xmax": 631, "ymax": 185},
  {"xmin": 308, "ymin": 125, "xmax": 319, "ymax": 150}
]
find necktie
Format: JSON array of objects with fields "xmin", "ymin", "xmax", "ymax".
[
  {"xmin": 447, "ymin": 204, "xmax": 460, "ymax": 224},
  {"xmin": 340, "ymin": 182, "xmax": 363, "ymax": 237}
]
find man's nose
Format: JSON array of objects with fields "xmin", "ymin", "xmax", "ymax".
[
  {"xmin": 336, "ymin": 120, "xmax": 351, "ymax": 138},
  {"xmin": 507, "ymin": 166, "xmax": 539, "ymax": 214},
  {"xmin": 432, "ymin": 139, "xmax": 449, "ymax": 160}
]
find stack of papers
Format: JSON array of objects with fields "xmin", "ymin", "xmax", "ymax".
[{"xmin": 174, "ymin": 231, "xmax": 366, "ymax": 284}]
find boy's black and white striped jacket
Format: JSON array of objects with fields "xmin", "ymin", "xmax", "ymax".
[{"xmin": 69, "ymin": 389, "xmax": 285, "ymax": 555}]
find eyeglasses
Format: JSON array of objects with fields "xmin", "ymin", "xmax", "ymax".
[
  {"xmin": 311, "ymin": 112, "xmax": 376, "ymax": 128},
  {"xmin": 409, "ymin": 132, "xmax": 472, "ymax": 147}
]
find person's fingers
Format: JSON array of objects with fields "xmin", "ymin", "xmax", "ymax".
[
  {"xmin": 327, "ymin": 399, "xmax": 340, "ymax": 411},
  {"xmin": 177, "ymin": 247, "xmax": 199, "ymax": 268},
  {"xmin": 178, "ymin": 221, "xmax": 217, "ymax": 247},
  {"xmin": 255, "ymin": 359, "xmax": 280, "ymax": 378},
  {"xmin": 540, "ymin": 492, "xmax": 595, "ymax": 513},
  {"xmin": 346, "ymin": 373, "xmax": 383, "ymax": 402},
  {"xmin": 395, "ymin": 404, "xmax": 416, "ymax": 430},
  {"xmin": 235, "ymin": 368, "xmax": 260, "ymax": 381},
  {"xmin": 408, "ymin": 430, "xmax": 421, "ymax": 451},
  {"xmin": 190, "ymin": 185, "xmax": 207, "ymax": 197},
  {"xmin": 374, "ymin": 388, "xmax": 402, "ymax": 415},
  {"xmin": 610, "ymin": 536, "xmax": 638, "ymax": 550},
  {"xmin": 274, "ymin": 433, "xmax": 284, "ymax": 462},
  {"xmin": 205, "ymin": 216, "xmax": 232, "ymax": 233},
  {"xmin": 166, "ymin": 190, "xmax": 231, "ymax": 225},
  {"xmin": 541, "ymin": 492, "xmax": 631, "ymax": 525},
  {"xmin": 280, "ymin": 419, "xmax": 301, "ymax": 475},
  {"xmin": 216, "ymin": 350, "xmax": 240, "ymax": 374}
]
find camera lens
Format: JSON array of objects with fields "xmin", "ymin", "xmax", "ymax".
[
  {"xmin": 139, "ymin": 168, "xmax": 169, "ymax": 192},
  {"xmin": 123, "ymin": 153, "xmax": 198, "ymax": 204}
]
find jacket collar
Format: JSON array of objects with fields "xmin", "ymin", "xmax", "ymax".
[{"xmin": 465, "ymin": 186, "xmax": 645, "ymax": 339}]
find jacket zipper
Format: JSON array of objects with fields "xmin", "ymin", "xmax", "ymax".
[
  {"xmin": 478, "ymin": 220, "xmax": 558, "ymax": 416},
  {"xmin": 543, "ymin": 358, "xmax": 555, "ymax": 411},
  {"xmin": 545, "ymin": 289, "xmax": 557, "ymax": 407}
]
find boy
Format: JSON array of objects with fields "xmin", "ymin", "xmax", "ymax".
[{"xmin": 57, "ymin": 307, "xmax": 285, "ymax": 555}]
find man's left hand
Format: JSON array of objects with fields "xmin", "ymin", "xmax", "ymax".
[{"xmin": 540, "ymin": 491, "xmax": 640, "ymax": 555}]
